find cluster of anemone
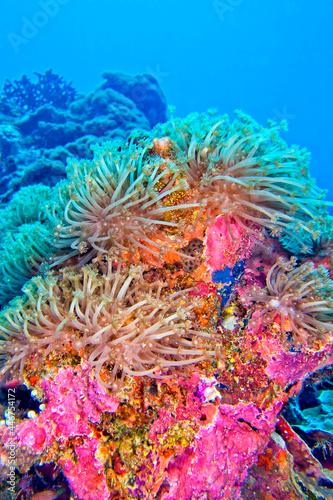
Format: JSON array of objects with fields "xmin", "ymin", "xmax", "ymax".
[
  {"xmin": 155, "ymin": 110, "xmax": 329, "ymax": 253},
  {"xmin": 0, "ymin": 253, "xmax": 219, "ymax": 389},
  {"xmin": 246, "ymin": 257, "xmax": 333, "ymax": 347},
  {"xmin": 0, "ymin": 184, "xmax": 66, "ymax": 306},
  {"xmin": 0, "ymin": 110, "xmax": 332, "ymax": 384},
  {"xmin": 47, "ymin": 110, "xmax": 331, "ymax": 269},
  {"xmin": 0, "ymin": 223, "xmax": 53, "ymax": 306}
]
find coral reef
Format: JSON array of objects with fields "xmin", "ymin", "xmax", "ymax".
[
  {"xmin": 0, "ymin": 108, "xmax": 333, "ymax": 500},
  {"xmin": 0, "ymin": 70, "xmax": 77, "ymax": 114},
  {"xmin": 0, "ymin": 71, "xmax": 167, "ymax": 204},
  {"xmin": 154, "ymin": 110, "xmax": 329, "ymax": 253},
  {"xmin": 100, "ymin": 72, "xmax": 168, "ymax": 128}
]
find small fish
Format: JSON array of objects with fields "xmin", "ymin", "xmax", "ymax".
[{"xmin": 31, "ymin": 488, "xmax": 65, "ymax": 500}]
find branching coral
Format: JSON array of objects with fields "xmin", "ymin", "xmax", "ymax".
[
  {"xmin": 0, "ymin": 69, "xmax": 77, "ymax": 113},
  {"xmin": 0, "ymin": 252, "xmax": 219, "ymax": 389},
  {"xmin": 246, "ymin": 257, "xmax": 333, "ymax": 346},
  {"xmin": 154, "ymin": 110, "xmax": 330, "ymax": 253}
]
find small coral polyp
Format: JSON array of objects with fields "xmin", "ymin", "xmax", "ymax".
[
  {"xmin": 247, "ymin": 257, "xmax": 333, "ymax": 346},
  {"xmin": 0, "ymin": 253, "xmax": 218, "ymax": 389}
]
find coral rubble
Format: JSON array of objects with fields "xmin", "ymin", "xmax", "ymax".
[{"xmin": 0, "ymin": 107, "xmax": 333, "ymax": 499}]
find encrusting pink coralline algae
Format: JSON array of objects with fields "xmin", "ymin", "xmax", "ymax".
[{"xmin": 1, "ymin": 110, "xmax": 333, "ymax": 499}]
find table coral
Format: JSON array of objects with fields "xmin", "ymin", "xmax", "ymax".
[{"xmin": 0, "ymin": 109, "xmax": 333, "ymax": 500}]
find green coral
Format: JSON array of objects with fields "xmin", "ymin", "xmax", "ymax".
[
  {"xmin": 0, "ymin": 222, "xmax": 54, "ymax": 305},
  {"xmin": 0, "ymin": 184, "xmax": 66, "ymax": 306},
  {"xmin": 0, "ymin": 184, "xmax": 52, "ymax": 238}
]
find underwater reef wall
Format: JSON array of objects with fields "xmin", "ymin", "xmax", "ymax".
[
  {"xmin": 0, "ymin": 70, "xmax": 167, "ymax": 205},
  {"xmin": 0, "ymin": 106, "xmax": 333, "ymax": 500}
]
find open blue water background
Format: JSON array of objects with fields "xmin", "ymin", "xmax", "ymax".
[{"xmin": 1, "ymin": 0, "xmax": 332, "ymax": 201}]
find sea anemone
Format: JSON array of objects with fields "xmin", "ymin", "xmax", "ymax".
[
  {"xmin": 41, "ymin": 111, "xmax": 332, "ymax": 275},
  {"xmin": 0, "ymin": 183, "xmax": 68, "ymax": 306},
  {"xmin": 0, "ymin": 222, "xmax": 55, "ymax": 306},
  {"xmin": 154, "ymin": 110, "xmax": 330, "ymax": 253},
  {"xmin": 50, "ymin": 137, "xmax": 199, "ymax": 266},
  {"xmin": 0, "ymin": 252, "xmax": 219, "ymax": 390},
  {"xmin": 246, "ymin": 257, "xmax": 333, "ymax": 347}
]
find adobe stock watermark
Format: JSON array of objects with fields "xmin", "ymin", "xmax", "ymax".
[
  {"xmin": 145, "ymin": 64, "xmax": 170, "ymax": 86},
  {"xmin": 272, "ymin": 106, "xmax": 296, "ymax": 123},
  {"xmin": 8, "ymin": 0, "xmax": 71, "ymax": 54},
  {"xmin": 5, "ymin": 387, "xmax": 17, "ymax": 495},
  {"xmin": 213, "ymin": 0, "xmax": 244, "ymax": 21}
]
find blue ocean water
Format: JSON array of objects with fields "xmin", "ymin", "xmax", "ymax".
[{"xmin": 1, "ymin": 0, "xmax": 332, "ymax": 199}]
